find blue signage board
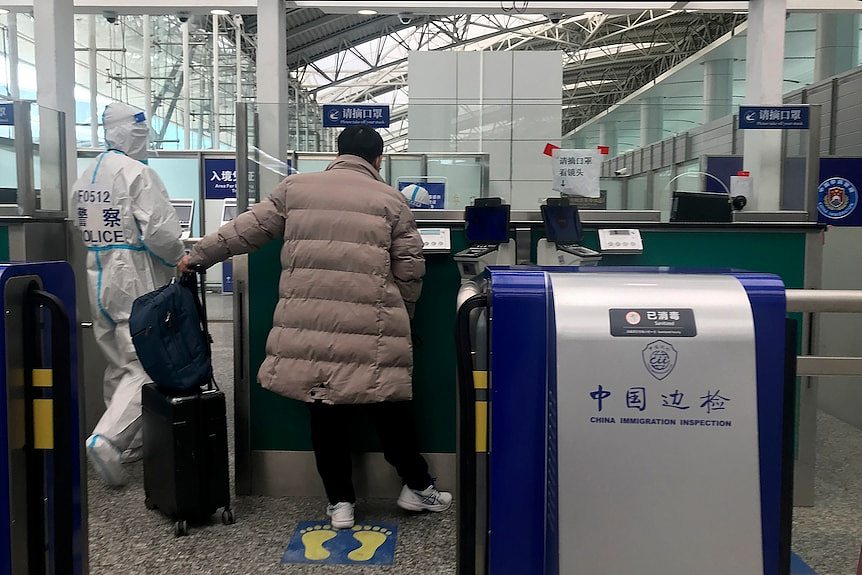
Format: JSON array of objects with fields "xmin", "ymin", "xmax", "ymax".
[
  {"xmin": 323, "ymin": 104, "xmax": 390, "ymax": 128},
  {"xmin": 204, "ymin": 157, "xmax": 237, "ymax": 199},
  {"xmin": 738, "ymin": 106, "xmax": 810, "ymax": 130},
  {"xmin": 397, "ymin": 181, "xmax": 446, "ymax": 210},
  {"xmin": 0, "ymin": 103, "xmax": 14, "ymax": 126},
  {"xmin": 817, "ymin": 157, "xmax": 862, "ymax": 227}
]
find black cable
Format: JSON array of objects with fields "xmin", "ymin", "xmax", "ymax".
[{"xmin": 455, "ymin": 293, "xmax": 487, "ymax": 575}]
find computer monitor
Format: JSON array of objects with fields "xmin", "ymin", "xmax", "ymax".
[
  {"xmin": 464, "ymin": 205, "xmax": 510, "ymax": 244},
  {"xmin": 541, "ymin": 203, "xmax": 583, "ymax": 245},
  {"xmin": 222, "ymin": 203, "xmax": 237, "ymax": 223},
  {"xmin": 173, "ymin": 204, "xmax": 193, "ymax": 226}
]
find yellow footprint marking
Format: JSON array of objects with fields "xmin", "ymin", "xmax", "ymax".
[
  {"xmin": 347, "ymin": 525, "xmax": 393, "ymax": 562},
  {"xmin": 300, "ymin": 525, "xmax": 337, "ymax": 561}
]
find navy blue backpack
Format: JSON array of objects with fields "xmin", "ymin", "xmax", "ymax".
[{"xmin": 131, "ymin": 272, "xmax": 214, "ymax": 392}]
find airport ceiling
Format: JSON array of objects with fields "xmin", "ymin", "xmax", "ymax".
[{"xmin": 244, "ymin": 7, "xmax": 746, "ymax": 136}]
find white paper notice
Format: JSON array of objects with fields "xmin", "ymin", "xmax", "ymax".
[{"xmin": 552, "ymin": 149, "xmax": 601, "ymax": 198}]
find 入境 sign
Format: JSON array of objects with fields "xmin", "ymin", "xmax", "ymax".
[{"xmin": 204, "ymin": 158, "xmax": 237, "ymax": 200}]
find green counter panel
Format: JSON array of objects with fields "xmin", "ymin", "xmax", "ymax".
[
  {"xmin": 248, "ymin": 228, "xmax": 808, "ymax": 453},
  {"xmin": 248, "ymin": 231, "xmax": 471, "ymax": 453},
  {"xmin": 0, "ymin": 226, "xmax": 10, "ymax": 261}
]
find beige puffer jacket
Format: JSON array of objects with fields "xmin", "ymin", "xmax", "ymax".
[{"xmin": 188, "ymin": 155, "xmax": 425, "ymax": 404}]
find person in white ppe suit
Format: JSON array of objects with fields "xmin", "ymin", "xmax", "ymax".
[
  {"xmin": 400, "ymin": 183, "xmax": 433, "ymax": 209},
  {"xmin": 71, "ymin": 103, "xmax": 184, "ymax": 486}
]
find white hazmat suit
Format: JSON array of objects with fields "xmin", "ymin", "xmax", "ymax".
[
  {"xmin": 71, "ymin": 103, "xmax": 184, "ymax": 486},
  {"xmin": 400, "ymin": 183, "xmax": 433, "ymax": 209}
]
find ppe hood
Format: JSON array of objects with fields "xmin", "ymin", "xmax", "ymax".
[{"xmin": 103, "ymin": 103, "xmax": 150, "ymax": 161}]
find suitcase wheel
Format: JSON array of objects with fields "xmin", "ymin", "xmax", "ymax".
[
  {"xmin": 174, "ymin": 520, "xmax": 189, "ymax": 538},
  {"xmin": 221, "ymin": 508, "xmax": 235, "ymax": 526},
  {"xmin": 144, "ymin": 498, "xmax": 157, "ymax": 511}
]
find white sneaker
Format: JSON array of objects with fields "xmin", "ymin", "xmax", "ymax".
[
  {"xmin": 85, "ymin": 434, "xmax": 128, "ymax": 487},
  {"xmin": 326, "ymin": 502, "xmax": 355, "ymax": 529},
  {"xmin": 397, "ymin": 483, "xmax": 453, "ymax": 512},
  {"xmin": 120, "ymin": 446, "xmax": 143, "ymax": 464}
]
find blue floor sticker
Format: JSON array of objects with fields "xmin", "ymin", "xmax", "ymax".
[
  {"xmin": 282, "ymin": 521, "xmax": 398, "ymax": 565},
  {"xmin": 791, "ymin": 552, "xmax": 817, "ymax": 574}
]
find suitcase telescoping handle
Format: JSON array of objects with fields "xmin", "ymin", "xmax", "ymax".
[
  {"xmin": 180, "ymin": 269, "xmax": 218, "ymax": 391},
  {"xmin": 24, "ymin": 284, "xmax": 75, "ymax": 574}
]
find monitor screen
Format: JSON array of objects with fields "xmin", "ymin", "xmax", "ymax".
[
  {"xmin": 173, "ymin": 204, "xmax": 193, "ymax": 224},
  {"xmin": 464, "ymin": 205, "xmax": 510, "ymax": 244},
  {"xmin": 541, "ymin": 204, "xmax": 583, "ymax": 244},
  {"xmin": 222, "ymin": 204, "xmax": 237, "ymax": 222}
]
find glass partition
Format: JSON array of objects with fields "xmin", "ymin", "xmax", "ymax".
[
  {"xmin": 0, "ymin": 101, "xmax": 69, "ymax": 217},
  {"xmin": 389, "ymin": 155, "xmax": 423, "ymax": 186},
  {"xmin": 627, "ymin": 175, "xmax": 649, "ymax": 210},
  {"xmin": 601, "ymin": 178, "xmax": 623, "ymax": 210},
  {"xmin": 0, "ymin": 102, "xmax": 15, "ymax": 206},
  {"xmin": 651, "ymin": 167, "xmax": 674, "ymax": 221},
  {"xmin": 426, "ymin": 155, "xmax": 485, "ymax": 210},
  {"xmin": 239, "ymin": 103, "xmax": 489, "ymax": 211},
  {"xmin": 35, "ymin": 106, "xmax": 67, "ymax": 213}
]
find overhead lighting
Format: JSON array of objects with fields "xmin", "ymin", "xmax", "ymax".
[
  {"xmin": 210, "ymin": 9, "xmax": 231, "ymax": 16},
  {"xmin": 0, "ymin": 9, "xmax": 9, "ymax": 15},
  {"xmin": 357, "ymin": 9, "xmax": 377, "ymax": 15}
]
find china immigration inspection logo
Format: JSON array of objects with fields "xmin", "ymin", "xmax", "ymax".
[
  {"xmin": 818, "ymin": 177, "xmax": 858, "ymax": 220},
  {"xmin": 642, "ymin": 340, "xmax": 677, "ymax": 381}
]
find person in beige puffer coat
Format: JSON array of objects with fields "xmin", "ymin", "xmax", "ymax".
[{"xmin": 179, "ymin": 125, "xmax": 451, "ymax": 529}]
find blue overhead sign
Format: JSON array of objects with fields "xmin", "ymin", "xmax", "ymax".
[
  {"xmin": 204, "ymin": 157, "xmax": 237, "ymax": 200},
  {"xmin": 323, "ymin": 104, "xmax": 390, "ymax": 128},
  {"xmin": 738, "ymin": 105, "xmax": 809, "ymax": 130},
  {"xmin": 0, "ymin": 103, "xmax": 14, "ymax": 126}
]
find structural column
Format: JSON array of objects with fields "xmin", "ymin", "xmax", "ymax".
[
  {"xmin": 143, "ymin": 15, "xmax": 152, "ymax": 121},
  {"xmin": 256, "ymin": 0, "xmax": 288, "ymax": 193},
  {"xmin": 599, "ymin": 121, "xmax": 617, "ymax": 157},
  {"xmin": 182, "ymin": 22, "xmax": 191, "ymax": 149},
  {"xmin": 640, "ymin": 97, "xmax": 663, "ymax": 147},
  {"xmin": 212, "ymin": 14, "xmax": 220, "ymax": 149},
  {"xmin": 34, "ymin": 0, "xmax": 77, "ymax": 207},
  {"xmin": 814, "ymin": 13, "xmax": 860, "ymax": 83},
  {"xmin": 7, "ymin": 12, "xmax": 19, "ymax": 99},
  {"xmin": 742, "ymin": 0, "xmax": 787, "ymax": 211},
  {"xmin": 703, "ymin": 59, "xmax": 733, "ymax": 123},
  {"xmin": 88, "ymin": 15, "xmax": 98, "ymax": 147}
]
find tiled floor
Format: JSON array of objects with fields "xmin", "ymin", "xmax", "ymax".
[
  {"xmin": 87, "ymin": 323, "xmax": 456, "ymax": 575},
  {"xmin": 87, "ymin": 321, "xmax": 862, "ymax": 574}
]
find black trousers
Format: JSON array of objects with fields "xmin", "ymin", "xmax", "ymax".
[{"xmin": 307, "ymin": 401, "xmax": 432, "ymax": 504}]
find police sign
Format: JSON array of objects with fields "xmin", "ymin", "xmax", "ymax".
[
  {"xmin": 323, "ymin": 104, "xmax": 390, "ymax": 128},
  {"xmin": 738, "ymin": 105, "xmax": 810, "ymax": 129},
  {"xmin": 75, "ymin": 186, "xmax": 125, "ymax": 245}
]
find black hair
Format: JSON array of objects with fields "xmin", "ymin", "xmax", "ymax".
[{"xmin": 337, "ymin": 125, "xmax": 384, "ymax": 165}]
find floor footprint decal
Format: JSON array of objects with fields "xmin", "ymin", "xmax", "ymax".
[
  {"xmin": 347, "ymin": 525, "xmax": 393, "ymax": 562},
  {"xmin": 301, "ymin": 525, "xmax": 337, "ymax": 560}
]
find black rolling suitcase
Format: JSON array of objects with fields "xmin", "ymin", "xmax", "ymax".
[{"xmin": 140, "ymin": 272, "xmax": 234, "ymax": 537}]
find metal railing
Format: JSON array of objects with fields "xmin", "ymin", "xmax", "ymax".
[{"xmin": 787, "ymin": 289, "xmax": 862, "ymax": 376}]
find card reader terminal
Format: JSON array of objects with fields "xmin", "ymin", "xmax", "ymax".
[
  {"xmin": 537, "ymin": 200, "xmax": 602, "ymax": 266},
  {"xmin": 170, "ymin": 199, "xmax": 195, "ymax": 240},
  {"xmin": 454, "ymin": 199, "xmax": 515, "ymax": 280}
]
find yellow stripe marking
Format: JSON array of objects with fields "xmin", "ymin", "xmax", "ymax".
[
  {"xmin": 476, "ymin": 400, "xmax": 488, "ymax": 453},
  {"xmin": 33, "ymin": 399, "xmax": 53, "ymax": 449},
  {"xmin": 472, "ymin": 370, "xmax": 488, "ymax": 390},
  {"xmin": 32, "ymin": 369, "xmax": 53, "ymax": 388}
]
